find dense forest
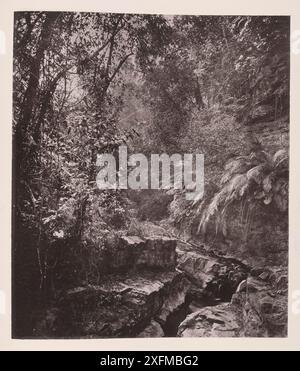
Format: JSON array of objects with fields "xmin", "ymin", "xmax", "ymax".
[{"xmin": 13, "ymin": 13, "xmax": 289, "ymax": 338}]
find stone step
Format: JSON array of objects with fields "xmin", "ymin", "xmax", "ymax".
[{"xmin": 60, "ymin": 270, "xmax": 191, "ymax": 337}]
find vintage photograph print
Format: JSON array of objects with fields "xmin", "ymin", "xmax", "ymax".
[{"xmin": 12, "ymin": 12, "xmax": 289, "ymax": 338}]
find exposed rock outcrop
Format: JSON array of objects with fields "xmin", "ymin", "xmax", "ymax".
[
  {"xmin": 178, "ymin": 274, "xmax": 288, "ymax": 338},
  {"xmin": 35, "ymin": 235, "xmax": 287, "ymax": 339},
  {"xmin": 178, "ymin": 303, "xmax": 243, "ymax": 337},
  {"xmin": 177, "ymin": 250, "xmax": 221, "ymax": 288},
  {"xmin": 59, "ymin": 271, "xmax": 190, "ymax": 338},
  {"xmin": 34, "ymin": 235, "xmax": 186, "ymax": 338},
  {"xmin": 104, "ymin": 235, "xmax": 177, "ymax": 273},
  {"xmin": 177, "ymin": 246, "xmax": 248, "ymax": 302}
]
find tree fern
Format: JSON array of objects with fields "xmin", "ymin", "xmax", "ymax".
[
  {"xmin": 202, "ymin": 148, "xmax": 287, "ymax": 237},
  {"xmin": 178, "ymin": 148, "xmax": 289, "ymax": 239}
]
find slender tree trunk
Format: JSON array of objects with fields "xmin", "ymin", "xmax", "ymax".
[{"xmin": 12, "ymin": 12, "xmax": 59, "ymax": 337}]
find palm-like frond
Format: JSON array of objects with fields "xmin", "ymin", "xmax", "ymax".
[{"xmin": 195, "ymin": 148, "xmax": 288, "ymax": 238}]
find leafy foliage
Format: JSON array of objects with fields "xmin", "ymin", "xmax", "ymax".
[
  {"xmin": 195, "ymin": 148, "xmax": 288, "ymax": 238},
  {"xmin": 12, "ymin": 13, "xmax": 289, "ymax": 336}
]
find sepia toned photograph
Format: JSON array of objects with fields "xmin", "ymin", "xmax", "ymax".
[{"xmin": 12, "ymin": 12, "xmax": 289, "ymax": 339}]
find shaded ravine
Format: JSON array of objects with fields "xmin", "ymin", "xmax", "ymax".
[
  {"xmin": 161, "ymin": 294, "xmax": 222, "ymax": 337},
  {"xmin": 159, "ymin": 277, "xmax": 242, "ymax": 336},
  {"xmin": 33, "ymin": 236, "xmax": 287, "ymax": 338}
]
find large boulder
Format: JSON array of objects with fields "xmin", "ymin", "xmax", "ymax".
[{"xmin": 178, "ymin": 303, "xmax": 243, "ymax": 337}]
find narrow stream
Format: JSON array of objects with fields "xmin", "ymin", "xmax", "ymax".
[
  {"xmin": 161, "ymin": 295, "xmax": 220, "ymax": 337},
  {"xmin": 162, "ymin": 280, "xmax": 237, "ymax": 337},
  {"xmin": 161, "ymin": 300, "xmax": 192, "ymax": 337}
]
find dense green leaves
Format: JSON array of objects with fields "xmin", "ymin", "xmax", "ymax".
[{"xmin": 195, "ymin": 148, "xmax": 289, "ymax": 238}]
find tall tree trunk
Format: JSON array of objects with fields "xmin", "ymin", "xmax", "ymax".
[{"xmin": 12, "ymin": 12, "xmax": 59, "ymax": 337}]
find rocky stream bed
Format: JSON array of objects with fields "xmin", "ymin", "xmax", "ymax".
[{"xmin": 35, "ymin": 236, "xmax": 288, "ymax": 338}]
